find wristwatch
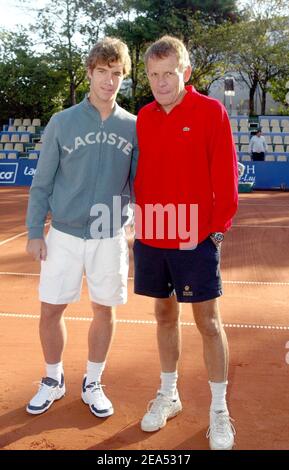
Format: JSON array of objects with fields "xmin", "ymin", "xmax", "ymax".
[{"xmin": 210, "ymin": 232, "xmax": 224, "ymax": 246}]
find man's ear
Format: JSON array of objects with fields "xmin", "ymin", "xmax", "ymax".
[
  {"xmin": 184, "ymin": 65, "xmax": 192, "ymax": 83},
  {"xmin": 87, "ymin": 67, "xmax": 92, "ymax": 80}
]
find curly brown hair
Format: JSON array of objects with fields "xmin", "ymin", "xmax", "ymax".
[{"xmin": 86, "ymin": 37, "xmax": 131, "ymax": 77}]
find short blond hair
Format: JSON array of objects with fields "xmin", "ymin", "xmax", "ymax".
[
  {"xmin": 86, "ymin": 37, "xmax": 131, "ymax": 76},
  {"xmin": 144, "ymin": 36, "xmax": 190, "ymax": 71}
]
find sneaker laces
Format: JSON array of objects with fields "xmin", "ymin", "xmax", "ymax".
[
  {"xmin": 146, "ymin": 394, "xmax": 173, "ymax": 417},
  {"xmin": 85, "ymin": 381, "xmax": 110, "ymax": 408},
  {"xmin": 32, "ymin": 379, "xmax": 57, "ymax": 399},
  {"xmin": 206, "ymin": 411, "xmax": 236, "ymax": 439},
  {"xmin": 86, "ymin": 381, "xmax": 106, "ymax": 396}
]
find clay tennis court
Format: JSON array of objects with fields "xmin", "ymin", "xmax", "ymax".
[{"xmin": 0, "ymin": 187, "xmax": 289, "ymax": 450}]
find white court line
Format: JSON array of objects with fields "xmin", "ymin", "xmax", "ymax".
[
  {"xmin": 239, "ymin": 203, "xmax": 289, "ymax": 207},
  {"xmin": 0, "ymin": 223, "xmax": 287, "ymax": 249},
  {"xmin": 0, "ymin": 272, "xmax": 40, "ymax": 276},
  {"xmin": 0, "ymin": 223, "xmax": 50, "ymax": 247},
  {"xmin": 0, "ymin": 271, "xmax": 289, "ymax": 286},
  {"xmin": 233, "ymin": 224, "xmax": 289, "ymax": 228},
  {"xmin": 1, "ymin": 312, "xmax": 289, "ymax": 330},
  {"xmin": 224, "ymin": 280, "xmax": 289, "ymax": 286},
  {"xmin": 0, "ymin": 230, "xmax": 28, "ymax": 247}
]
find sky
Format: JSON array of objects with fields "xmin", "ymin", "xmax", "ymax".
[
  {"xmin": 0, "ymin": 0, "xmax": 251, "ymax": 31},
  {"xmin": 0, "ymin": 0, "xmax": 46, "ymax": 29}
]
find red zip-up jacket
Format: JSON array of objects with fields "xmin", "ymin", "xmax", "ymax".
[{"xmin": 134, "ymin": 86, "xmax": 238, "ymax": 249}]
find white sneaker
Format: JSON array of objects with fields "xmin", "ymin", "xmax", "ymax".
[
  {"xmin": 141, "ymin": 392, "xmax": 182, "ymax": 432},
  {"xmin": 207, "ymin": 410, "xmax": 236, "ymax": 450},
  {"xmin": 81, "ymin": 375, "xmax": 114, "ymax": 418},
  {"xmin": 26, "ymin": 374, "xmax": 65, "ymax": 415}
]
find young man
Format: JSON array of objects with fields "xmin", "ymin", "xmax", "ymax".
[
  {"xmin": 26, "ymin": 37, "xmax": 137, "ymax": 418},
  {"xmin": 133, "ymin": 36, "xmax": 238, "ymax": 450},
  {"xmin": 249, "ymin": 129, "xmax": 267, "ymax": 161}
]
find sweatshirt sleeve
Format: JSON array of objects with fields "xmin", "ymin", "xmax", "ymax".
[
  {"xmin": 129, "ymin": 129, "xmax": 139, "ymax": 203},
  {"xmin": 26, "ymin": 115, "xmax": 60, "ymax": 239},
  {"xmin": 208, "ymin": 103, "xmax": 239, "ymax": 233}
]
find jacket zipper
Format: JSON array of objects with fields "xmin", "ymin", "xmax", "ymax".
[{"xmin": 84, "ymin": 120, "xmax": 104, "ymax": 239}]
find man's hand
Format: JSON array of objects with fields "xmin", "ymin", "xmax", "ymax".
[
  {"xmin": 124, "ymin": 222, "xmax": 135, "ymax": 240},
  {"xmin": 26, "ymin": 239, "xmax": 47, "ymax": 261}
]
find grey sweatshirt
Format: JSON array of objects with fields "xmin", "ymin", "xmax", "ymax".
[{"xmin": 26, "ymin": 97, "xmax": 138, "ymax": 239}]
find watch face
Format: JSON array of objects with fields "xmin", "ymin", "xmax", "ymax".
[{"xmin": 213, "ymin": 232, "xmax": 224, "ymax": 242}]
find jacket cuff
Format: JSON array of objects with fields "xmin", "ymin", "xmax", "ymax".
[
  {"xmin": 211, "ymin": 222, "xmax": 231, "ymax": 234},
  {"xmin": 28, "ymin": 227, "xmax": 44, "ymax": 239}
]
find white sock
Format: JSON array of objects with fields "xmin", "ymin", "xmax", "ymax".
[
  {"xmin": 159, "ymin": 371, "xmax": 178, "ymax": 399},
  {"xmin": 86, "ymin": 360, "xmax": 106, "ymax": 385},
  {"xmin": 209, "ymin": 380, "xmax": 228, "ymax": 413},
  {"xmin": 46, "ymin": 362, "xmax": 63, "ymax": 383}
]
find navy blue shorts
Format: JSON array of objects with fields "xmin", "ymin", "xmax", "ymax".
[{"xmin": 133, "ymin": 237, "xmax": 222, "ymax": 303}]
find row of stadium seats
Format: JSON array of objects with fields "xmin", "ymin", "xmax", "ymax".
[
  {"xmin": 229, "ymin": 116, "xmax": 259, "ymax": 132},
  {"xmin": 8, "ymin": 118, "xmax": 41, "ymax": 127},
  {"xmin": 238, "ymin": 153, "xmax": 289, "ymax": 162},
  {"xmin": 263, "ymin": 134, "xmax": 289, "ymax": 144},
  {"xmin": 230, "ymin": 122, "xmax": 250, "ymax": 132},
  {"xmin": 232, "ymin": 125, "xmax": 252, "ymax": 132},
  {"xmin": 259, "ymin": 126, "xmax": 289, "ymax": 133},
  {"xmin": 1, "ymin": 133, "xmax": 31, "ymax": 143},
  {"xmin": 5, "ymin": 126, "xmax": 38, "ymax": 133},
  {"xmin": 230, "ymin": 116, "xmax": 289, "ymax": 132},
  {"xmin": 230, "ymin": 117, "xmax": 249, "ymax": 126},
  {"xmin": 233, "ymin": 134, "xmax": 289, "ymax": 145},
  {"xmin": 259, "ymin": 117, "xmax": 289, "ymax": 127},
  {"xmin": 1, "ymin": 143, "xmax": 28, "ymax": 152},
  {"xmin": 259, "ymin": 117, "xmax": 289, "ymax": 133},
  {"xmin": 0, "ymin": 142, "xmax": 42, "ymax": 151},
  {"xmin": 0, "ymin": 150, "xmax": 39, "ymax": 160},
  {"xmin": 232, "ymin": 124, "xmax": 289, "ymax": 133},
  {"xmin": 236, "ymin": 144, "xmax": 288, "ymax": 153}
]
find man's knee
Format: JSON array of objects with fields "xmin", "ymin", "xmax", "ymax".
[
  {"xmin": 91, "ymin": 303, "xmax": 115, "ymax": 322},
  {"xmin": 155, "ymin": 298, "xmax": 180, "ymax": 326},
  {"xmin": 195, "ymin": 316, "xmax": 222, "ymax": 337},
  {"xmin": 41, "ymin": 302, "xmax": 67, "ymax": 320},
  {"xmin": 193, "ymin": 299, "xmax": 222, "ymax": 337}
]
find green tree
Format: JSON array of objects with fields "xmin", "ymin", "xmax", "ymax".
[
  {"xmin": 0, "ymin": 30, "xmax": 65, "ymax": 125},
  {"xmin": 226, "ymin": 13, "xmax": 289, "ymax": 114},
  {"xmin": 106, "ymin": 0, "xmax": 239, "ymax": 111},
  {"xmin": 78, "ymin": 0, "xmax": 124, "ymax": 45},
  {"xmin": 26, "ymin": 0, "xmax": 87, "ymax": 106},
  {"xmin": 106, "ymin": 15, "xmax": 160, "ymax": 112},
  {"xmin": 270, "ymin": 77, "xmax": 289, "ymax": 114},
  {"xmin": 186, "ymin": 19, "xmax": 231, "ymax": 94}
]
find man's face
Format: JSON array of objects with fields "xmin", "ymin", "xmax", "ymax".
[
  {"xmin": 87, "ymin": 61, "xmax": 124, "ymax": 104},
  {"xmin": 146, "ymin": 53, "xmax": 191, "ymax": 113}
]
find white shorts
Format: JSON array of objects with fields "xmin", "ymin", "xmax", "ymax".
[{"xmin": 39, "ymin": 227, "xmax": 129, "ymax": 306}]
